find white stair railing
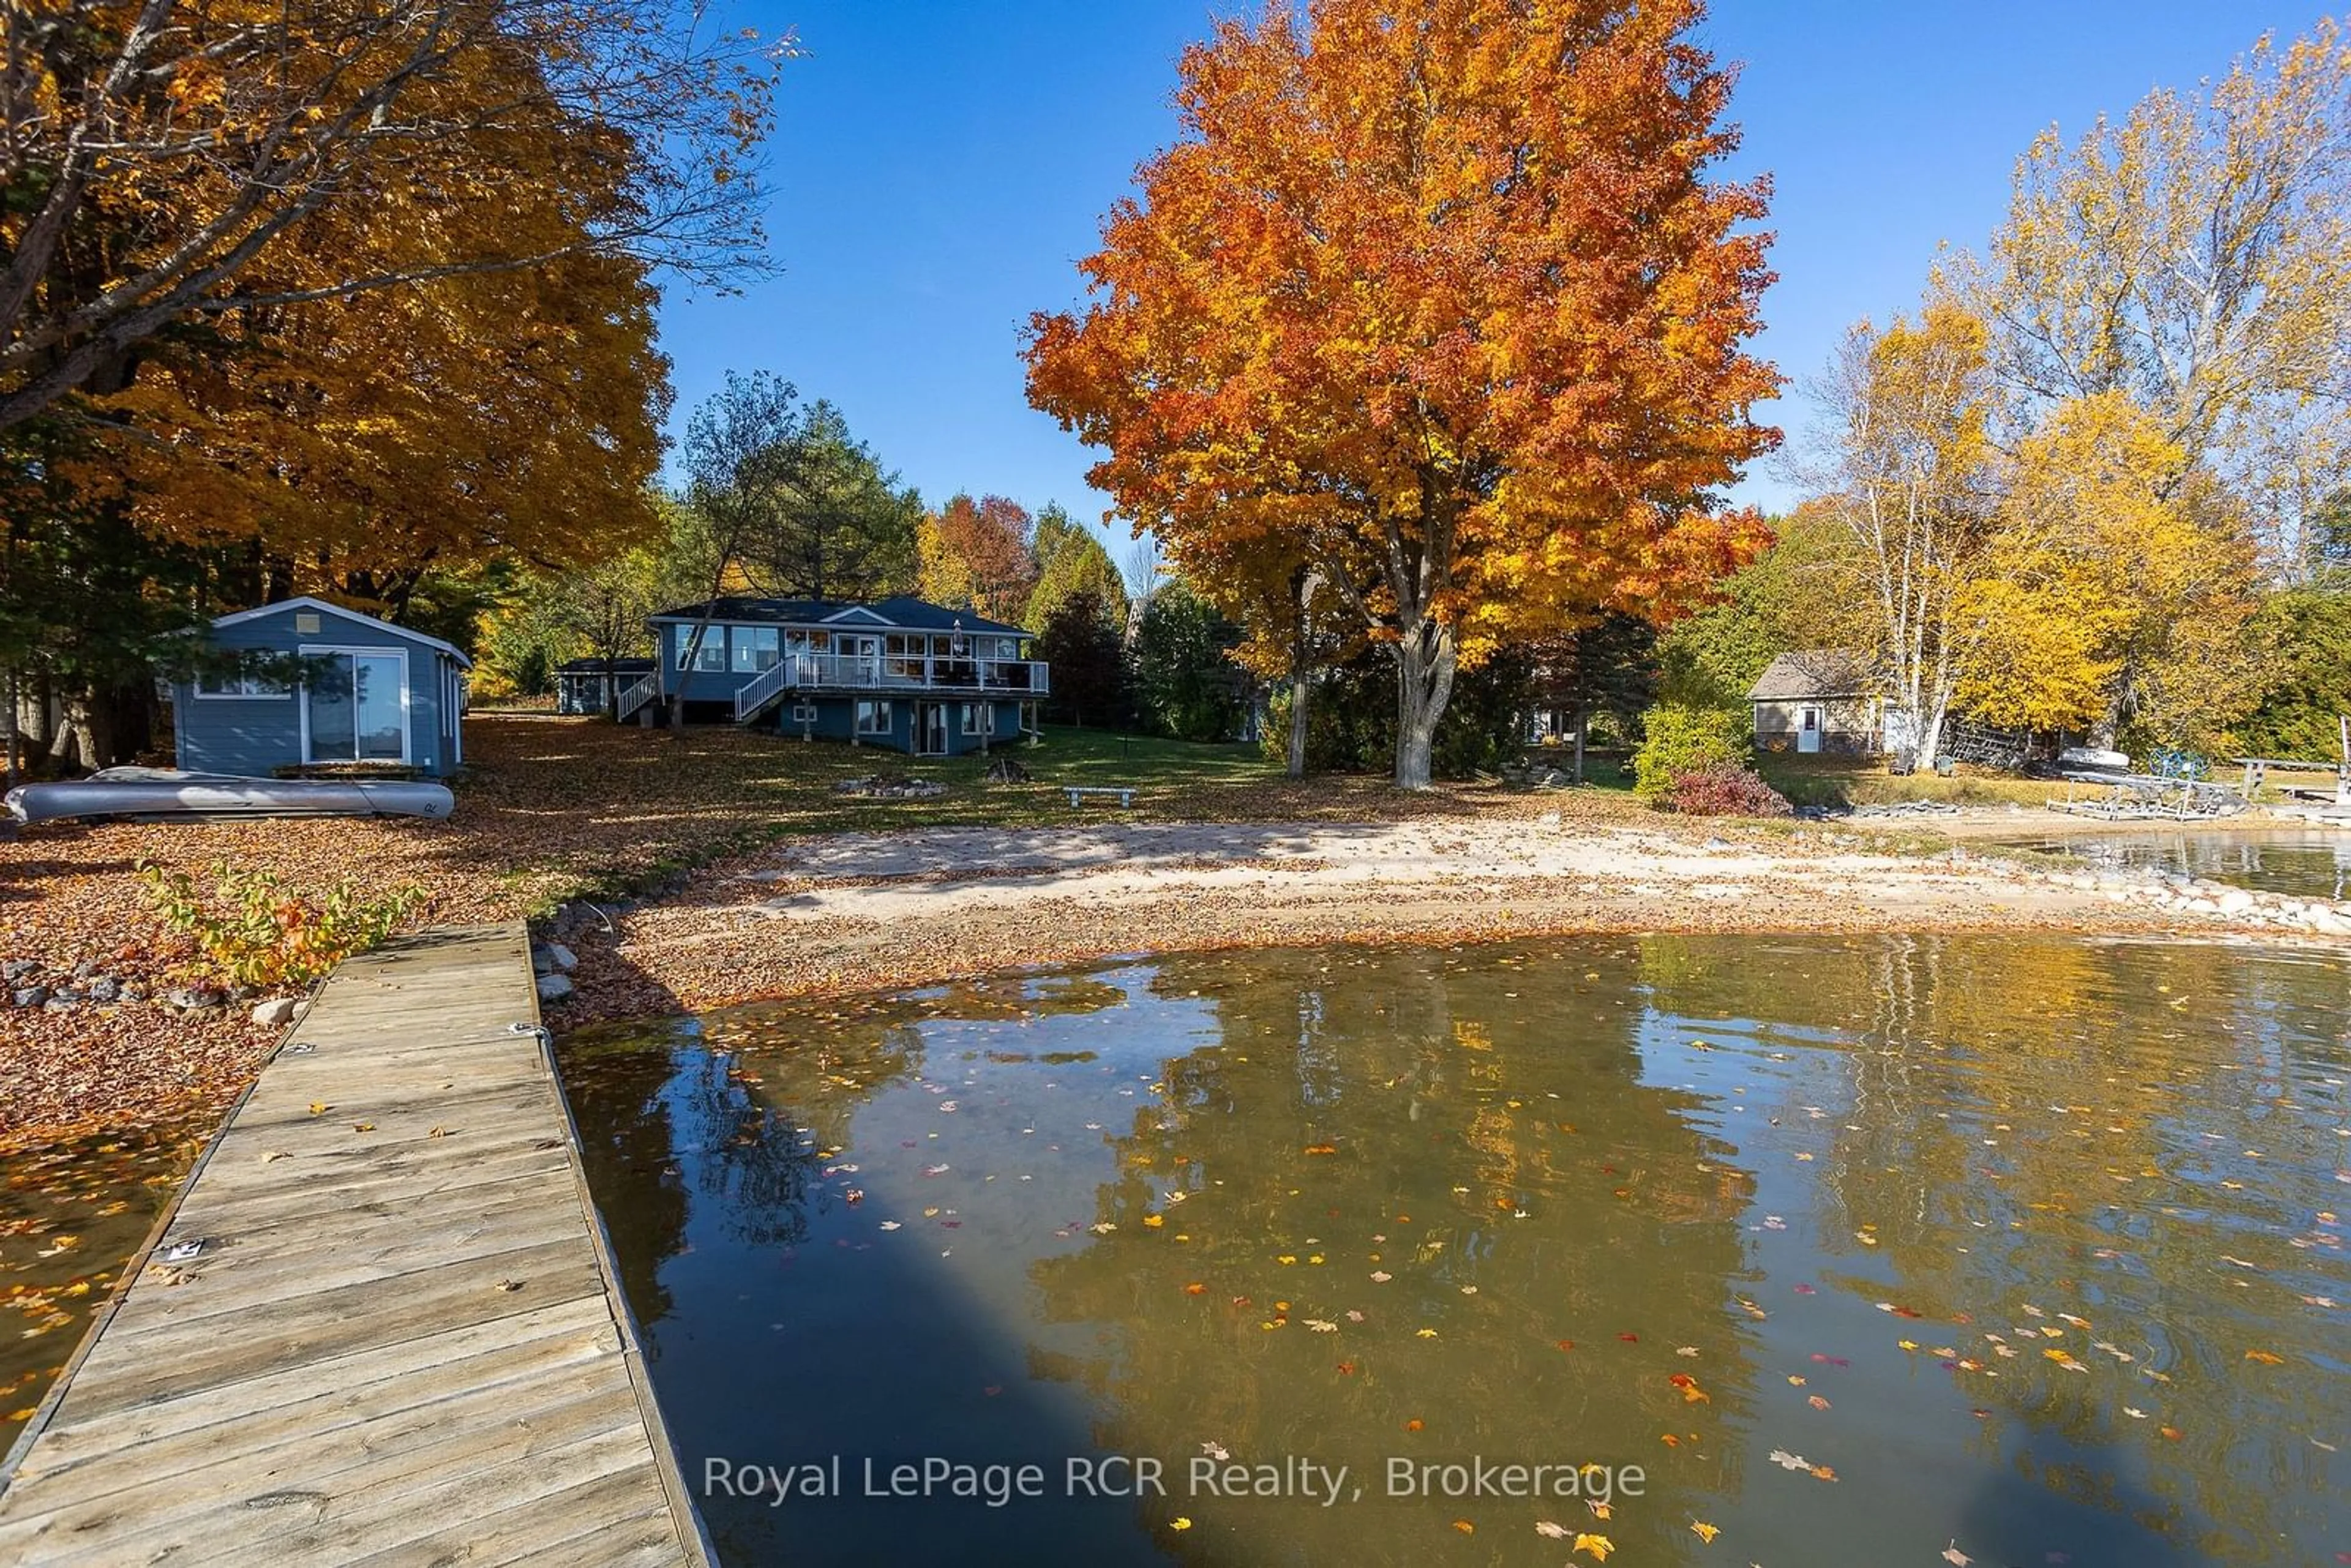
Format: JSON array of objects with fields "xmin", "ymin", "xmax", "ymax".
[
  {"xmin": 733, "ymin": 659, "xmax": 793, "ymax": 722},
  {"xmin": 614, "ymin": 672, "xmax": 660, "ymax": 720}
]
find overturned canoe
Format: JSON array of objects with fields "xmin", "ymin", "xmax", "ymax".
[{"xmin": 4, "ymin": 768, "xmax": 454, "ymax": 825}]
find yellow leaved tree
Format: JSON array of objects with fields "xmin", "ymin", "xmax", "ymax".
[{"xmin": 1959, "ymin": 396, "xmax": 2266, "ymax": 748}]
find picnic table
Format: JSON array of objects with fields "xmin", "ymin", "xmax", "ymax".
[{"xmin": 1063, "ymin": 784, "xmax": 1136, "ymax": 808}]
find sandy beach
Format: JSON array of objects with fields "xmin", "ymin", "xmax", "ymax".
[{"xmin": 557, "ymin": 812, "xmax": 2350, "ymax": 1027}]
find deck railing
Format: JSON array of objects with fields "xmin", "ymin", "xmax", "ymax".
[
  {"xmin": 740, "ymin": 653, "xmax": 1050, "ymax": 702},
  {"xmin": 614, "ymin": 670, "xmax": 661, "ymax": 721}
]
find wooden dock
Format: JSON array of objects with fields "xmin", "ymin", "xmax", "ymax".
[{"xmin": 0, "ymin": 923, "xmax": 711, "ymax": 1566}]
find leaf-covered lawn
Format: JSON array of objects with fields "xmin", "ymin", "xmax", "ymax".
[{"xmin": 0, "ymin": 715, "xmax": 1640, "ymax": 1147}]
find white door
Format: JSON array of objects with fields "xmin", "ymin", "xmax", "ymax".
[{"xmin": 1797, "ymin": 706, "xmax": 1822, "ymax": 753}]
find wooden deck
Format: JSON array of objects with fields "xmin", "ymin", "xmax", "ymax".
[{"xmin": 0, "ymin": 923, "xmax": 712, "ymax": 1567}]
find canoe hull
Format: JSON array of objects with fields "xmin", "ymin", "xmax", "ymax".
[{"xmin": 4, "ymin": 770, "xmax": 453, "ymax": 825}]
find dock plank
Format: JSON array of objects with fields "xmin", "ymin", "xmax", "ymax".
[{"xmin": 0, "ymin": 923, "xmax": 710, "ymax": 1567}]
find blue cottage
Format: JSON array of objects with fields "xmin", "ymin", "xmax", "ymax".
[
  {"xmin": 169, "ymin": 596, "xmax": 472, "ymax": 778},
  {"xmin": 624, "ymin": 595, "xmax": 1044, "ymax": 756}
]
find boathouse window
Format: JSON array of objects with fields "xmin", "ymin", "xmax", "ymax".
[
  {"xmin": 961, "ymin": 702, "xmax": 994, "ymax": 736},
  {"xmin": 732, "ymin": 625, "xmax": 779, "ymax": 672},
  {"xmin": 856, "ymin": 700, "xmax": 892, "ymax": 735}
]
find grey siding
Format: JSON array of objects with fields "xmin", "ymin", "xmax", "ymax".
[{"xmin": 171, "ymin": 602, "xmax": 464, "ymax": 777}]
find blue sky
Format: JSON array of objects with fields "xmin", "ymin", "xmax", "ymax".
[{"xmin": 656, "ymin": 1, "xmax": 2338, "ymax": 550}]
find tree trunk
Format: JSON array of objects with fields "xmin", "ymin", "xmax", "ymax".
[
  {"xmin": 1572, "ymin": 702, "xmax": 1588, "ymax": 784},
  {"xmin": 1286, "ymin": 670, "xmax": 1310, "ymax": 779},
  {"xmin": 47, "ymin": 693, "xmax": 111, "ymax": 773},
  {"xmin": 1391, "ymin": 621, "xmax": 1458, "ymax": 790},
  {"xmin": 1916, "ymin": 707, "xmax": 1948, "ymax": 772}
]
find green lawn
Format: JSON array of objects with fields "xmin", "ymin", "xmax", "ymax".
[
  {"xmin": 1753, "ymin": 755, "xmax": 2058, "ymax": 809},
  {"xmin": 438, "ymin": 716, "xmax": 1597, "ymax": 917}
]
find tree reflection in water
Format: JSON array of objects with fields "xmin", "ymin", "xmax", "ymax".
[{"xmin": 557, "ymin": 936, "xmax": 2351, "ymax": 1568}]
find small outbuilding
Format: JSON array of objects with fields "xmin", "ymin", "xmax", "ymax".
[
  {"xmin": 168, "ymin": 596, "xmax": 471, "ymax": 778},
  {"xmin": 1746, "ymin": 650, "xmax": 1882, "ymax": 756},
  {"xmin": 556, "ymin": 656, "xmax": 656, "ymax": 716}
]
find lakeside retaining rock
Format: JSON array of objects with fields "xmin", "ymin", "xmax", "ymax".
[
  {"xmin": 535, "ymin": 973, "xmax": 575, "ymax": 1003},
  {"xmin": 2031, "ymin": 862, "xmax": 2351, "ymax": 937}
]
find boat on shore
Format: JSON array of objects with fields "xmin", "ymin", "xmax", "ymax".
[{"xmin": 4, "ymin": 768, "xmax": 454, "ymax": 825}]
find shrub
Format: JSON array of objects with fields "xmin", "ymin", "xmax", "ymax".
[
  {"xmin": 1631, "ymin": 704, "xmax": 1752, "ymax": 800},
  {"xmin": 1668, "ymin": 763, "xmax": 1793, "ymax": 817},
  {"xmin": 140, "ymin": 862, "xmax": 428, "ymax": 990}
]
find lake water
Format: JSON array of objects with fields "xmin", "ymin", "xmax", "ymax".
[
  {"xmin": 559, "ymin": 936, "xmax": 2351, "ymax": 1567},
  {"xmin": 1997, "ymin": 828, "xmax": 2351, "ymax": 901},
  {"xmin": 0, "ymin": 1125, "xmax": 200, "ymax": 1455}
]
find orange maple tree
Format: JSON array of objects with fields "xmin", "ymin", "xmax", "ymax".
[
  {"xmin": 919, "ymin": 493, "xmax": 1040, "ymax": 626},
  {"xmin": 1026, "ymin": 0, "xmax": 1780, "ymax": 786}
]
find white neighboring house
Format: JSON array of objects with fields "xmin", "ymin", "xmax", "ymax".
[{"xmin": 1745, "ymin": 651, "xmax": 1886, "ymax": 756}]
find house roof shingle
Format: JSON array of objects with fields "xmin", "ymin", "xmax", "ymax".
[
  {"xmin": 1746, "ymin": 650, "xmax": 1877, "ymax": 702},
  {"xmin": 648, "ymin": 595, "xmax": 1030, "ymax": 637}
]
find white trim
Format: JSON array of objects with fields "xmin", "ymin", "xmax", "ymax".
[
  {"xmin": 821, "ymin": 606, "xmax": 890, "ymax": 625},
  {"xmin": 211, "ymin": 596, "xmax": 473, "ymax": 670},
  {"xmin": 298, "ymin": 643, "xmax": 411, "ymax": 765}
]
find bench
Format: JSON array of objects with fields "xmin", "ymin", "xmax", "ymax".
[{"xmin": 1064, "ymin": 785, "xmax": 1136, "ymax": 809}]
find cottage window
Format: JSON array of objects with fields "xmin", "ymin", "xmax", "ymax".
[
  {"xmin": 674, "ymin": 624, "xmax": 727, "ymax": 671},
  {"xmin": 733, "ymin": 625, "xmax": 780, "ymax": 672},
  {"xmin": 790, "ymin": 703, "xmax": 819, "ymax": 724},
  {"xmin": 961, "ymin": 702, "xmax": 995, "ymax": 737},
  {"xmin": 856, "ymin": 700, "xmax": 892, "ymax": 735},
  {"xmin": 194, "ymin": 670, "xmax": 291, "ymax": 698}
]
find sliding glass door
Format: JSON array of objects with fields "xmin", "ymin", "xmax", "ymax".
[{"xmin": 305, "ymin": 651, "xmax": 407, "ymax": 763}]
